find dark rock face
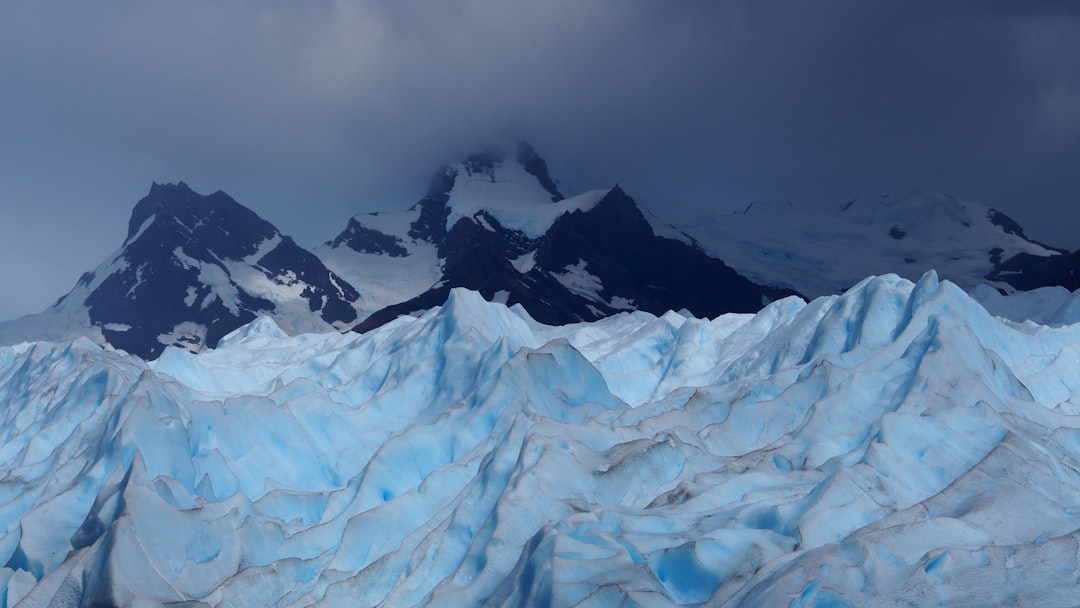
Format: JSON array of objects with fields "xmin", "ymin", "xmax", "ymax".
[
  {"xmin": 533, "ymin": 187, "xmax": 797, "ymax": 316},
  {"xmin": 79, "ymin": 182, "xmax": 359, "ymax": 358},
  {"xmin": 353, "ymin": 183, "xmax": 799, "ymax": 333},
  {"xmin": 126, "ymin": 182, "xmax": 277, "ymax": 257},
  {"xmin": 257, "ymin": 236, "xmax": 360, "ymax": 323},
  {"xmin": 354, "ymin": 208, "xmax": 588, "ymax": 332},
  {"xmin": 407, "ymin": 170, "xmax": 456, "ymax": 243},
  {"xmin": 987, "ymin": 249, "xmax": 1080, "ymax": 292},
  {"xmin": 516, "ymin": 142, "xmax": 564, "ymax": 202},
  {"xmin": 329, "ymin": 217, "xmax": 409, "ymax": 257},
  {"xmin": 982, "ymin": 207, "xmax": 1072, "ymax": 292},
  {"xmin": 18, "ymin": 143, "xmax": 1080, "ymax": 363},
  {"xmin": 987, "ymin": 209, "xmax": 1028, "ymax": 239},
  {"xmin": 1050, "ymin": 251, "xmax": 1080, "ymax": 291}
]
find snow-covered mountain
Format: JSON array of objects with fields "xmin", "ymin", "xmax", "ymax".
[
  {"xmin": 643, "ymin": 192, "xmax": 1067, "ymax": 298},
  {"xmin": 3, "ymin": 146, "xmax": 1077, "ymax": 362},
  {"xmin": 0, "ymin": 182, "xmax": 360, "ymax": 359},
  {"xmin": 2, "ymin": 275, "xmax": 1080, "ymax": 605},
  {"xmin": 317, "ymin": 143, "xmax": 796, "ymax": 331}
]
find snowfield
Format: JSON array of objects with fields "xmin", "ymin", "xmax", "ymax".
[
  {"xmin": 2, "ymin": 273, "xmax": 1080, "ymax": 606},
  {"xmin": 641, "ymin": 192, "xmax": 1062, "ymax": 298}
]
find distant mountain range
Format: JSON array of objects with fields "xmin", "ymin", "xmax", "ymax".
[
  {"xmin": 643, "ymin": 192, "xmax": 1067, "ymax": 298},
  {"xmin": 317, "ymin": 144, "xmax": 793, "ymax": 332},
  {"xmin": 0, "ymin": 143, "xmax": 1075, "ymax": 359}
]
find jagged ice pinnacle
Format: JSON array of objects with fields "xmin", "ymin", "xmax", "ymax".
[{"xmin": 1, "ymin": 273, "xmax": 1079, "ymax": 605}]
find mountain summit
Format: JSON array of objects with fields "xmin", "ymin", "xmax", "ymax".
[
  {"xmin": 0, "ymin": 183, "xmax": 360, "ymax": 358},
  {"xmin": 316, "ymin": 144, "xmax": 797, "ymax": 331},
  {"xmin": 4, "ymin": 146, "xmax": 1078, "ymax": 358}
]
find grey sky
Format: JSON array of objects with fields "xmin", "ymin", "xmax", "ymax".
[{"xmin": 1, "ymin": 1, "xmax": 1078, "ymax": 321}]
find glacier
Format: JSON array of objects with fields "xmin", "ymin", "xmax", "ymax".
[{"xmin": 1, "ymin": 272, "xmax": 1080, "ymax": 606}]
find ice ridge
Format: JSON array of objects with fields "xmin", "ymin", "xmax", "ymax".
[{"xmin": 1, "ymin": 274, "xmax": 1079, "ymax": 605}]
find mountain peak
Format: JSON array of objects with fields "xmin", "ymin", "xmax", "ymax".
[
  {"xmin": 149, "ymin": 180, "xmax": 193, "ymax": 194},
  {"xmin": 443, "ymin": 141, "xmax": 564, "ymax": 203},
  {"xmin": 126, "ymin": 182, "xmax": 278, "ymax": 253},
  {"xmin": 461, "ymin": 146, "xmax": 507, "ymax": 175},
  {"xmin": 129, "ymin": 182, "xmax": 202, "ymax": 239},
  {"xmin": 0, "ymin": 181, "xmax": 364, "ymax": 359},
  {"xmin": 514, "ymin": 142, "xmax": 562, "ymax": 201}
]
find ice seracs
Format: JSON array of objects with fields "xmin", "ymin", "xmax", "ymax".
[{"xmin": 2, "ymin": 275, "xmax": 1080, "ymax": 605}]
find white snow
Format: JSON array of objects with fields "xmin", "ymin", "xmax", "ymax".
[
  {"xmin": 156, "ymin": 320, "xmax": 208, "ymax": 348},
  {"xmin": 210, "ymin": 234, "xmax": 362, "ymax": 335},
  {"xmin": 244, "ymin": 234, "xmax": 283, "ymax": 265},
  {"xmin": 642, "ymin": 192, "xmax": 1062, "ymax": 298},
  {"xmin": 347, "ymin": 206, "xmax": 418, "ymax": 238},
  {"xmin": 551, "ymin": 261, "xmax": 639, "ymax": 312},
  {"xmin": 124, "ymin": 264, "xmax": 147, "ymax": 297},
  {"xmin": 443, "ymin": 158, "xmax": 609, "ymax": 238},
  {"xmin": 224, "ymin": 246, "xmax": 354, "ymax": 335},
  {"xmin": 552, "ymin": 259, "xmax": 604, "ymax": 302},
  {"xmin": 313, "ymin": 205, "xmax": 446, "ymax": 323},
  {"xmin": 172, "ymin": 247, "xmax": 241, "ymax": 315},
  {"xmin": 313, "ymin": 158, "xmax": 608, "ymax": 325},
  {"xmin": 123, "ymin": 214, "xmax": 156, "ymax": 247},
  {"xmin": 0, "ymin": 233, "xmax": 361, "ymax": 354},
  {"xmin": 316, "ymin": 239, "xmax": 442, "ymax": 322},
  {"xmin": 0, "ymin": 251, "xmax": 129, "ymax": 347},
  {"xmin": 510, "ymin": 250, "xmax": 536, "ymax": 274},
  {"xmin": 2, "ymin": 274, "xmax": 1080, "ymax": 605}
]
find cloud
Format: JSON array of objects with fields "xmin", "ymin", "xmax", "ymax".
[{"xmin": 0, "ymin": 1, "xmax": 1079, "ymax": 320}]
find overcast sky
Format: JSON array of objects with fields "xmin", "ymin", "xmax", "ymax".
[{"xmin": 1, "ymin": 1, "xmax": 1078, "ymax": 321}]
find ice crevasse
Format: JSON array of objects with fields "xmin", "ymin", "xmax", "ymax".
[{"xmin": 0, "ymin": 272, "xmax": 1079, "ymax": 606}]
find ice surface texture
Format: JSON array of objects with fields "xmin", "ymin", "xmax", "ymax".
[{"xmin": 2, "ymin": 273, "xmax": 1080, "ymax": 606}]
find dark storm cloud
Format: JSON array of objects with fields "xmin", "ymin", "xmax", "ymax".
[{"xmin": 1, "ymin": 1, "xmax": 1078, "ymax": 320}]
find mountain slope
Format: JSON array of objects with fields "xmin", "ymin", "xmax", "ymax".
[
  {"xmin": 317, "ymin": 144, "xmax": 796, "ymax": 331},
  {"xmin": 985, "ymin": 246, "xmax": 1080, "ymax": 292},
  {"xmin": 642, "ymin": 191, "xmax": 1066, "ymax": 298},
  {"xmin": 3, "ymin": 276, "xmax": 1080, "ymax": 605},
  {"xmin": 4, "ymin": 147, "xmax": 1074, "ymax": 359},
  {"xmin": 0, "ymin": 183, "xmax": 360, "ymax": 359}
]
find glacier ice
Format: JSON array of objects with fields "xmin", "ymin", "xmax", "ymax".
[{"xmin": 2, "ymin": 273, "xmax": 1080, "ymax": 606}]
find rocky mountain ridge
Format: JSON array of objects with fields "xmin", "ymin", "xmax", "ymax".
[{"xmin": 1, "ymin": 145, "xmax": 1076, "ymax": 359}]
